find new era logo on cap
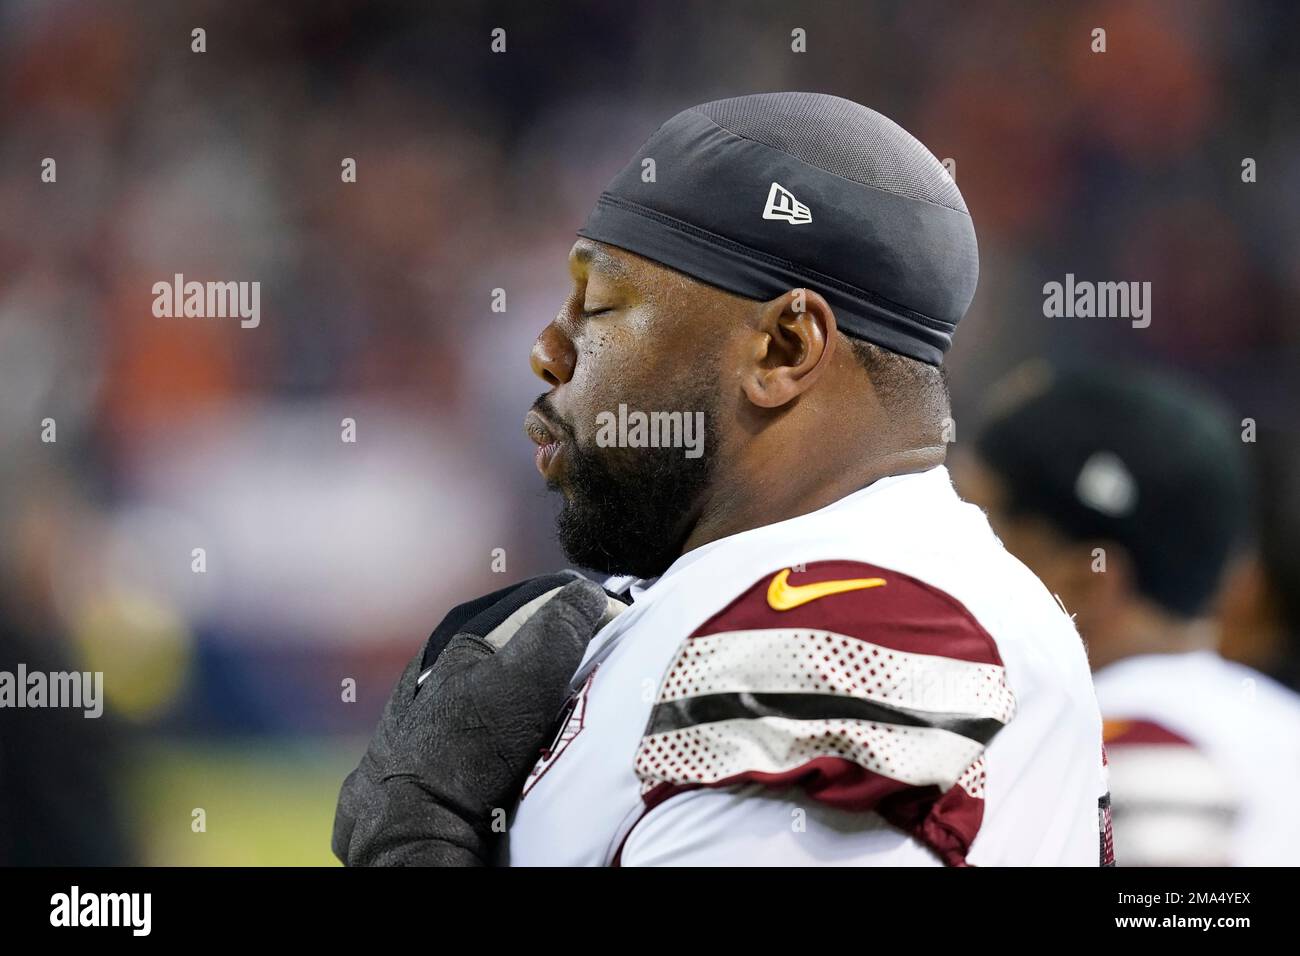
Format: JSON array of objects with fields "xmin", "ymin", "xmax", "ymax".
[
  {"xmin": 1075, "ymin": 451, "xmax": 1138, "ymax": 518},
  {"xmin": 762, "ymin": 181, "xmax": 812, "ymax": 225}
]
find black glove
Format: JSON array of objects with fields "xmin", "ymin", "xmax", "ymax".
[{"xmin": 332, "ymin": 574, "xmax": 624, "ymax": 866}]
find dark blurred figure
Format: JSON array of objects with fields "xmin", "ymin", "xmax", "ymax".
[
  {"xmin": 0, "ymin": 468, "xmax": 135, "ymax": 865},
  {"xmin": 953, "ymin": 363, "xmax": 1300, "ymax": 866},
  {"xmin": 1217, "ymin": 430, "xmax": 1300, "ymax": 693},
  {"xmin": 0, "ymin": 618, "xmax": 134, "ymax": 865}
]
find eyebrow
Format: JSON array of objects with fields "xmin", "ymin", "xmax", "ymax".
[{"xmin": 572, "ymin": 243, "xmax": 631, "ymax": 280}]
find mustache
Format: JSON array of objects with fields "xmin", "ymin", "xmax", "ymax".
[{"xmin": 532, "ymin": 393, "xmax": 578, "ymax": 443}]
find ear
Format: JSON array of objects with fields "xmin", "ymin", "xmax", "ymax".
[{"xmin": 741, "ymin": 288, "xmax": 838, "ymax": 409}]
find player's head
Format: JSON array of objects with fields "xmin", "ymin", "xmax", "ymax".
[
  {"xmin": 527, "ymin": 92, "xmax": 978, "ymax": 577},
  {"xmin": 954, "ymin": 363, "xmax": 1249, "ymax": 668}
]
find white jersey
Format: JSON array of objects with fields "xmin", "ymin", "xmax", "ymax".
[
  {"xmin": 1094, "ymin": 651, "xmax": 1300, "ymax": 866},
  {"xmin": 505, "ymin": 466, "xmax": 1109, "ymax": 866}
]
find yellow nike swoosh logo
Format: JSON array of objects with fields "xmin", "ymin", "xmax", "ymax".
[
  {"xmin": 1102, "ymin": 720, "xmax": 1129, "ymax": 743},
  {"xmin": 766, "ymin": 567, "xmax": 887, "ymax": 611}
]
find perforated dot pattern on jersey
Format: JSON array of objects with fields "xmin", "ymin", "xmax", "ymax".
[
  {"xmin": 635, "ymin": 716, "xmax": 986, "ymax": 796},
  {"xmin": 955, "ymin": 755, "xmax": 988, "ymax": 799},
  {"xmin": 657, "ymin": 628, "xmax": 1015, "ymax": 724}
]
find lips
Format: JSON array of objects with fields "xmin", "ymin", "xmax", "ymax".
[{"xmin": 525, "ymin": 408, "xmax": 567, "ymax": 480}]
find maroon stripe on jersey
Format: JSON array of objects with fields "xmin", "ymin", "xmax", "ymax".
[
  {"xmin": 610, "ymin": 783, "xmax": 695, "ymax": 867},
  {"xmin": 1103, "ymin": 718, "xmax": 1194, "ymax": 747},
  {"xmin": 624, "ymin": 759, "xmax": 983, "ymax": 867},
  {"xmin": 691, "ymin": 560, "xmax": 1003, "ymax": 666}
]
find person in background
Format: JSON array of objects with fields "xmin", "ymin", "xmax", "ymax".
[
  {"xmin": 1217, "ymin": 429, "xmax": 1300, "ymax": 693},
  {"xmin": 0, "ymin": 464, "xmax": 134, "ymax": 865},
  {"xmin": 953, "ymin": 362, "xmax": 1300, "ymax": 866}
]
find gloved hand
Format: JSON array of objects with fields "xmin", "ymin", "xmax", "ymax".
[{"xmin": 332, "ymin": 573, "xmax": 625, "ymax": 866}]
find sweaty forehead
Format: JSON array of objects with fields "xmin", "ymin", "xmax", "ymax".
[
  {"xmin": 568, "ymin": 239, "xmax": 741, "ymax": 311},
  {"xmin": 568, "ymin": 239, "xmax": 637, "ymax": 281}
]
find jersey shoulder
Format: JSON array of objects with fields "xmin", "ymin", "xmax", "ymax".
[{"xmin": 633, "ymin": 559, "xmax": 1016, "ymax": 866}]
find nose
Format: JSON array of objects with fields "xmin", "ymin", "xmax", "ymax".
[{"xmin": 530, "ymin": 322, "xmax": 577, "ymax": 387}]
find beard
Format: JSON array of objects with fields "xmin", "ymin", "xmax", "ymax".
[{"xmin": 537, "ymin": 392, "xmax": 717, "ymax": 580}]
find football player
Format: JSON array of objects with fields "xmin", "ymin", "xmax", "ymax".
[
  {"xmin": 956, "ymin": 363, "xmax": 1300, "ymax": 865},
  {"xmin": 335, "ymin": 93, "xmax": 1109, "ymax": 866}
]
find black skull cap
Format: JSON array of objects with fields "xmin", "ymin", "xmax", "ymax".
[{"xmin": 578, "ymin": 91, "xmax": 978, "ymax": 365}]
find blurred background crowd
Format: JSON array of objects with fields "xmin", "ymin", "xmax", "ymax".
[{"xmin": 0, "ymin": 0, "xmax": 1296, "ymax": 864}]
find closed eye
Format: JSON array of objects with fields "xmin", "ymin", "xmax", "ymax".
[{"xmin": 581, "ymin": 306, "xmax": 616, "ymax": 319}]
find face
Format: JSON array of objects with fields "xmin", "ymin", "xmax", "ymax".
[{"xmin": 525, "ymin": 239, "xmax": 741, "ymax": 578}]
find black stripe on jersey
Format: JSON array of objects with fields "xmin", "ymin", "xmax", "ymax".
[{"xmin": 646, "ymin": 691, "xmax": 1005, "ymax": 744}]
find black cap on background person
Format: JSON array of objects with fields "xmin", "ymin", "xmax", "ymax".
[{"xmin": 952, "ymin": 362, "xmax": 1249, "ymax": 671}]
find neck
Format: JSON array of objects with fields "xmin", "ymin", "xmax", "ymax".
[
  {"xmin": 680, "ymin": 443, "xmax": 946, "ymax": 555},
  {"xmin": 1088, "ymin": 604, "xmax": 1219, "ymax": 671}
]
